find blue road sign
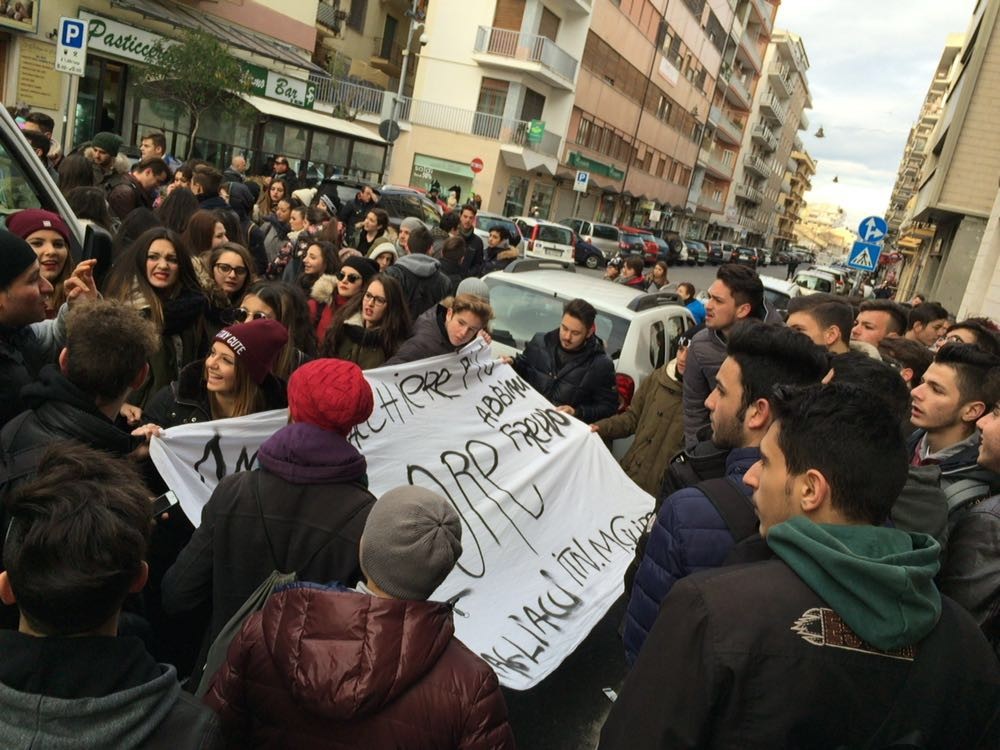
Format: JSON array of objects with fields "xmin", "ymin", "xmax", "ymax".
[
  {"xmin": 857, "ymin": 215, "xmax": 888, "ymax": 245},
  {"xmin": 60, "ymin": 18, "xmax": 86, "ymax": 48},
  {"xmin": 848, "ymin": 241, "xmax": 883, "ymax": 272}
]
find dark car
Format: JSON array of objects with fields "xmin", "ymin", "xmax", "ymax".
[
  {"xmin": 377, "ymin": 186, "xmax": 442, "ymax": 230},
  {"xmin": 574, "ymin": 238, "xmax": 606, "ymax": 269},
  {"xmin": 734, "ymin": 246, "xmax": 758, "ymax": 267},
  {"xmin": 707, "ymin": 241, "xmax": 735, "ymax": 264},
  {"xmin": 620, "ymin": 225, "xmax": 658, "ymax": 264},
  {"xmin": 618, "ymin": 230, "xmax": 647, "ymax": 260},
  {"xmin": 686, "ymin": 239, "xmax": 709, "ymax": 266}
]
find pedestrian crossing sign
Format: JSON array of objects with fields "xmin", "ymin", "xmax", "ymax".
[{"xmin": 848, "ymin": 240, "xmax": 882, "ymax": 272}]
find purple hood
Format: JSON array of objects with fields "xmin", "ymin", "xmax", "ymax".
[{"xmin": 258, "ymin": 422, "xmax": 367, "ymax": 485}]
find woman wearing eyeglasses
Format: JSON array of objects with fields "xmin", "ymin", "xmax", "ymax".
[
  {"xmin": 142, "ymin": 318, "xmax": 289, "ymax": 429},
  {"xmin": 205, "ymin": 242, "xmax": 257, "ymax": 337},
  {"xmin": 104, "ymin": 227, "xmax": 208, "ymax": 408},
  {"xmin": 321, "ymin": 274, "xmax": 412, "ymax": 369},
  {"xmin": 308, "ymin": 255, "xmax": 377, "ymax": 343},
  {"xmin": 237, "ymin": 281, "xmax": 316, "ymax": 378}
]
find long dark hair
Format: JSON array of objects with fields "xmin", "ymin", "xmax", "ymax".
[
  {"xmin": 58, "ymin": 154, "xmax": 95, "ymax": 194},
  {"xmin": 322, "ymin": 273, "xmax": 411, "ymax": 359},
  {"xmin": 243, "ymin": 280, "xmax": 316, "ymax": 377},
  {"xmin": 64, "ymin": 187, "xmax": 113, "ymax": 231},
  {"xmin": 182, "ymin": 210, "xmax": 224, "ymax": 256},
  {"xmin": 104, "ymin": 227, "xmax": 202, "ymax": 329},
  {"xmin": 298, "ymin": 239, "xmax": 339, "ymax": 293},
  {"xmin": 156, "ymin": 187, "xmax": 199, "ymax": 234}
]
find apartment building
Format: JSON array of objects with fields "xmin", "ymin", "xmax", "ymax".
[
  {"xmin": 901, "ymin": 0, "xmax": 1000, "ymax": 311},
  {"xmin": 885, "ymin": 34, "xmax": 964, "ymax": 299},
  {"xmin": 775, "ymin": 145, "xmax": 814, "ymax": 247},
  {"xmin": 686, "ymin": 0, "xmax": 778, "ymax": 241},
  {"xmin": 720, "ymin": 28, "xmax": 809, "ymax": 249}
]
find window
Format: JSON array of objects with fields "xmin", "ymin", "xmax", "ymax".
[
  {"xmin": 593, "ymin": 224, "xmax": 619, "ymax": 240},
  {"xmin": 347, "ymin": 0, "xmax": 367, "ymax": 31}
]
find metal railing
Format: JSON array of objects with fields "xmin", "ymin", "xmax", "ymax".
[
  {"xmin": 761, "ymin": 93, "xmax": 786, "ymax": 126},
  {"xmin": 743, "ymin": 153, "xmax": 771, "ymax": 177},
  {"xmin": 699, "ymin": 146, "xmax": 735, "ymax": 179},
  {"xmin": 734, "ymin": 182, "xmax": 763, "ymax": 203},
  {"xmin": 311, "ymin": 76, "xmax": 387, "ymax": 115},
  {"xmin": 769, "ymin": 62, "xmax": 791, "ymax": 98},
  {"xmin": 728, "ymin": 75, "xmax": 753, "ymax": 108},
  {"xmin": 751, "ymin": 123, "xmax": 777, "ymax": 151},
  {"xmin": 474, "ymin": 26, "xmax": 578, "ymax": 82}
]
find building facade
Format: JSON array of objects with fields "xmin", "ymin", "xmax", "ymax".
[
  {"xmin": 777, "ymin": 145, "xmax": 814, "ymax": 247},
  {"xmin": 901, "ymin": 0, "xmax": 1000, "ymax": 311}
]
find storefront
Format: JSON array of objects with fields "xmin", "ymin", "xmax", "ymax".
[
  {"xmin": 410, "ymin": 154, "xmax": 474, "ymax": 206},
  {"xmin": 71, "ymin": 9, "xmax": 385, "ymax": 178}
]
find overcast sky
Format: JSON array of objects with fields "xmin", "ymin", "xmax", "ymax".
[{"xmin": 773, "ymin": 0, "xmax": 978, "ymax": 230}]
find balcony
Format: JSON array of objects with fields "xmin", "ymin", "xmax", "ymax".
[
  {"xmin": 760, "ymin": 93, "xmax": 786, "ymax": 127},
  {"xmin": 371, "ymin": 37, "xmax": 403, "ymax": 77},
  {"xmin": 750, "ymin": 123, "xmax": 777, "ymax": 151},
  {"xmin": 798, "ymin": 110, "xmax": 809, "ymax": 131},
  {"xmin": 743, "ymin": 153, "xmax": 770, "ymax": 178},
  {"xmin": 473, "ymin": 26, "xmax": 578, "ymax": 90},
  {"xmin": 738, "ymin": 32, "xmax": 763, "ymax": 74},
  {"xmin": 695, "ymin": 190, "xmax": 724, "ymax": 213},
  {"xmin": 734, "ymin": 182, "xmax": 763, "ymax": 204},
  {"xmin": 749, "ymin": 0, "xmax": 774, "ymax": 35},
  {"xmin": 398, "ymin": 97, "xmax": 563, "ymax": 157},
  {"xmin": 712, "ymin": 106, "xmax": 745, "ymax": 145},
  {"xmin": 725, "ymin": 74, "xmax": 753, "ymax": 110},
  {"xmin": 768, "ymin": 62, "xmax": 791, "ymax": 99},
  {"xmin": 311, "ymin": 77, "xmax": 387, "ymax": 116},
  {"xmin": 698, "ymin": 146, "xmax": 736, "ymax": 181}
]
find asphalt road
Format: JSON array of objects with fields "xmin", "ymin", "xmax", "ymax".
[{"xmin": 503, "ymin": 263, "xmax": 793, "ymax": 749}]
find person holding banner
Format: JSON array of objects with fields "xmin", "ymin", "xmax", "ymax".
[
  {"xmin": 386, "ymin": 293, "xmax": 493, "ymax": 365},
  {"xmin": 142, "ymin": 319, "xmax": 289, "ymax": 429},
  {"xmin": 203, "ymin": 486, "xmax": 515, "ymax": 749},
  {"xmin": 320, "ymin": 274, "xmax": 412, "ymax": 369},
  {"xmin": 161, "ymin": 358, "xmax": 377, "ymax": 649}
]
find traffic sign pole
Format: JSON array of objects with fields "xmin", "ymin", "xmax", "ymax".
[{"xmin": 55, "ymin": 17, "xmax": 88, "ymax": 154}]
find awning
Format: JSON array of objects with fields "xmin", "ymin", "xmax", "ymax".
[
  {"xmin": 414, "ymin": 154, "xmax": 474, "ymax": 179},
  {"xmin": 241, "ymin": 94, "xmax": 385, "ymax": 144},
  {"xmin": 110, "ymin": 0, "xmax": 328, "ymax": 77},
  {"xmin": 499, "ymin": 146, "xmax": 557, "ymax": 176}
]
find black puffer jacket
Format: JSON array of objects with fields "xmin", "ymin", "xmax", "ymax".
[
  {"xmin": 513, "ymin": 330, "xmax": 618, "ymax": 423},
  {"xmin": 143, "ymin": 360, "xmax": 287, "ymax": 429},
  {"xmin": 384, "ymin": 304, "xmax": 460, "ymax": 365}
]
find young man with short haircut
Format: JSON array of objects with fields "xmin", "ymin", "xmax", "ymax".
[
  {"xmin": 785, "ymin": 293, "xmax": 853, "ymax": 354},
  {"xmin": 682, "ymin": 264, "xmax": 763, "ymax": 447},
  {"xmin": 108, "ymin": 157, "xmax": 169, "ymax": 221},
  {"xmin": 511, "ymin": 298, "xmax": 618, "ymax": 424},
  {"xmin": 624, "ymin": 323, "xmax": 828, "ymax": 663},
  {"xmin": 139, "ymin": 132, "xmax": 167, "ymax": 161},
  {"xmin": 457, "ymin": 204, "xmax": 485, "ymax": 277},
  {"xmin": 603, "ymin": 383, "xmax": 1000, "ymax": 749},
  {"xmin": 384, "ymin": 224, "xmax": 452, "ymax": 317},
  {"xmin": 0, "ymin": 446, "xmax": 221, "ymax": 748},
  {"xmin": 191, "ymin": 165, "xmax": 228, "ymax": 210},
  {"xmin": 905, "ymin": 301, "xmax": 951, "ymax": 347},
  {"xmin": 621, "ymin": 256, "xmax": 646, "ymax": 289},
  {"xmin": 878, "ymin": 336, "xmax": 933, "ymax": 389},
  {"xmin": 851, "ymin": 299, "xmax": 907, "ymax": 347},
  {"xmin": 941, "ymin": 317, "xmax": 1000, "ymax": 356},
  {"xmin": 909, "ymin": 343, "xmax": 1000, "ymax": 512},
  {"xmin": 676, "ymin": 282, "xmax": 705, "ymax": 325}
]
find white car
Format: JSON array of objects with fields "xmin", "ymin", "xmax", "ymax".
[
  {"xmin": 485, "ymin": 261, "xmax": 694, "ymax": 454},
  {"xmin": 761, "ymin": 276, "xmax": 800, "ymax": 317},
  {"xmin": 793, "ymin": 269, "xmax": 840, "ymax": 296},
  {"xmin": 510, "ymin": 217, "xmax": 576, "ymax": 267}
]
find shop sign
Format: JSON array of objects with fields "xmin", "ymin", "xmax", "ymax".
[
  {"xmin": 17, "ymin": 38, "xmax": 60, "ymax": 110},
  {"xmin": 0, "ymin": 0, "xmax": 38, "ymax": 33},
  {"xmin": 567, "ymin": 151, "xmax": 624, "ymax": 181},
  {"xmin": 526, "ymin": 119, "xmax": 545, "ymax": 145},
  {"xmin": 79, "ymin": 11, "xmax": 315, "ymax": 109}
]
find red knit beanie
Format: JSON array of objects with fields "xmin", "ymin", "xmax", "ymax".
[
  {"xmin": 287, "ymin": 359, "xmax": 374, "ymax": 435},
  {"xmin": 7, "ymin": 209, "xmax": 72, "ymax": 245},
  {"xmin": 214, "ymin": 319, "xmax": 288, "ymax": 385}
]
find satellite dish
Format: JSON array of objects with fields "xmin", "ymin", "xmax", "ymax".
[{"xmin": 378, "ymin": 120, "xmax": 401, "ymax": 143}]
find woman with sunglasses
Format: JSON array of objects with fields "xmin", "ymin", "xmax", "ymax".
[
  {"xmin": 205, "ymin": 242, "xmax": 257, "ymax": 336},
  {"xmin": 104, "ymin": 227, "xmax": 208, "ymax": 407},
  {"xmin": 355, "ymin": 208, "xmax": 391, "ymax": 257},
  {"xmin": 237, "ymin": 280, "xmax": 316, "ymax": 378},
  {"xmin": 308, "ymin": 255, "xmax": 377, "ymax": 343},
  {"xmin": 321, "ymin": 274, "xmax": 412, "ymax": 369},
  {"xmin": 143, "ymin": 318, "xmax": 289, "ymax": 429}
]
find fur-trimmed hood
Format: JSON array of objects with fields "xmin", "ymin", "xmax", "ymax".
[{"xmin": 309, "ymin": 274, "xmax": 339, "ymax": 305}]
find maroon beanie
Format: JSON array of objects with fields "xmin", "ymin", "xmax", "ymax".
[
  {"xmin": 214, "ymin": 319, "xmax": 288, "ymax": 385},
  {"xmin": 287, "ymin": 359, "xmax": 374, "ymax": 435},
  {"xmin": 7, "ymin": 209, "xmax": 72, "ymax": 245}
]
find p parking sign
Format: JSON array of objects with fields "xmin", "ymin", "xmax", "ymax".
[{"xmin": 55, "ymin": 17, "xmax": 88, "ymax": 76}]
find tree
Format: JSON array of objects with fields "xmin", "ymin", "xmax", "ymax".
[{"xmin": 140, "ymin": 29, "xmax": 254, "ymax": 159}]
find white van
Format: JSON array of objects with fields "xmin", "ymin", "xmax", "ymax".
[{"xmin": 511, "ymin": 216, "xmax": 576, "ymax": 267}]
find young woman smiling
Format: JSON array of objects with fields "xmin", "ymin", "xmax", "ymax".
[
  {"xmin": 104, "ymin": 227, "xmax": 208, "ymax": 407},
  {"xmin": 7, "ymin": 209, "xmax": 74, "ymax": 319},
  {"xmin": 307, "ymin": 255, "xmax": 376, "ymax": 344},
  {"xmin": 321, "ymin": 274, "xmax": 412, "ymax": 369},
  {"xmin": 143, "ymin": 318, "xmax": 289, "ymax": 427}
]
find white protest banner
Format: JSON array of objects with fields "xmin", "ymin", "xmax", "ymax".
[{"xmin": 150, "ymin": 341, "xmax": 654, "ymax": 689}]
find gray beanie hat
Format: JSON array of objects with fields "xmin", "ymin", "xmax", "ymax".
[
  {"xmin": 399, "ymin": 216, "xmax": 424, "ymax": 233},
  {"xmin": 456, "ymin": 276, "xmax": 490, "ymax": 302},
  {"xmin": 360, "ymin": 486, "xmax": 462, "ymax": 601}
]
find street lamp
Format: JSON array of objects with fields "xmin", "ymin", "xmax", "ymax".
[{"xmin": 382, "ymin": 0, "xmax": 426, "ymax": 182}]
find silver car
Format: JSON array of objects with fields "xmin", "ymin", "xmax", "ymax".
[{"xmin": 559, "ymin": 218, "xmax": 621, "ymax": 260}]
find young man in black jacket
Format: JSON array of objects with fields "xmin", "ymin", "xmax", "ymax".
[
  {"xmin": 509, "ymin": 298, "xmax": 617, "ymax": 424},
  {"xmin": 602, "ymin": 383, "xmax": 1000, "ymax": 749},
  {"xmin": 0, "ymin": 446, "xmax": 221, "ymax": 749}
]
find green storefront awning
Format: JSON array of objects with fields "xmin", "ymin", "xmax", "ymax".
[
  {"xmin": 568, "ymin": 151, "xmax": 625, "ymax": 181},
  {"xmin": 414, "ymin": 154, "xmax": 474, "ymax": 178}
]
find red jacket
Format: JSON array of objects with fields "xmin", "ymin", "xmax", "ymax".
[{"xmin": 204, "ymin": 583, "xmax": 516, "ymax": 749}]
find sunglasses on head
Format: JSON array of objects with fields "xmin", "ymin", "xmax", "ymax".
[
  {"xmin": 224, "ymin": 307, "xmax": 270, "ymax": 324},
  {"xmin": 338, "ymin": 272, "xmax": 361, "ymax": 283}
]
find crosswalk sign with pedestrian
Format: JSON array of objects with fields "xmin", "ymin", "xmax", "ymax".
[{"xmin": 848, "ymin": 240, "xmax": 882, "ymax": 272}]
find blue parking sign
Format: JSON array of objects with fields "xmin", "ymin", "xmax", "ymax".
[{"xmin": 60, "ymin": 19, "xmax": 85, "ymax": 48}]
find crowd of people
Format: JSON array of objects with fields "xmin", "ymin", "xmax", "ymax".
[{"xmin": 0, "ymin": 117, "xmax": 998, "ymax": 747}]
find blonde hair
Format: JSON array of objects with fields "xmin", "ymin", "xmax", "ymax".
[
  {"xmin": 445, "ymin": 293, "xmax": 494, "ymax": 322},
  {"xmin": 205, "ymin": 345, "xmax": 266, "ymax": 419}
]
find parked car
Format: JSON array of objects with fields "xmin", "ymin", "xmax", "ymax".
[
  {"xmin": 376, "ymin": 185, "xmax": 443, "ymax": 230},
  {"xmin": 511, "ymin": 217, "xmax": 576, "ymax": 267},
  {"xmin": 760, "ymin": 276, "xmax": 800, "ymax": 318},
  {"xmin": 812, "ymin": 264, "xmax": 850, "ymax": 295},
  {"xmin": 758, "ymin": 248, "xmax": 773, "ymax": 266},
  {"xmin": 707, "ymin": 241, "xmax": 736, "ymax": 265},
  {"xmin": 559, "ymin": 218, "xmax": 621, "ymax": 260},
  {"xmin": 793, "ymin": 269, "xmax": 839, "ymax": 296},
  {"xmin": 474, "ymin": 211, "xmax": 522, "ymax": 247},
  {"xmin": 620, "ymin": 225, "xmax": 659, "ymax": 264},
  {"xmin": 618, "ymin": 229, "xmax": 649, "ymax": 261},
  {"xmin": 574, "ymin": 238, "xmax": 606, "ymax": 269},
  {"xmin": 485, "ymin": 262, "xmax": 693, "ymax": 455},
  {"xmin": 686, "ymin": 239, "xmax": 709, "ymax": 266},
  {"xmin": 734, "ymin": 246, "xmax": 758, "ymax": 267}
]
